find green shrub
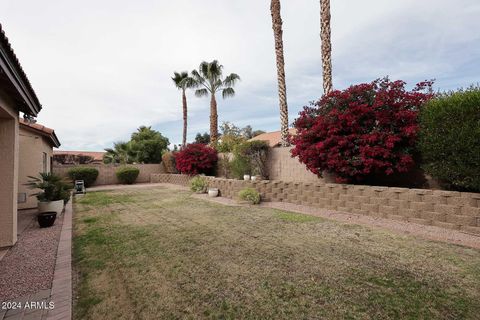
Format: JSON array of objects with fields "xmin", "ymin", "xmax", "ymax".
[
  {"xmin": 67, "ymin": 167, "xmax": 99, "ymax": 187},
  {"xmin": 419, "ymin": 86, "xmax": 480, "ymax": 191},
  {"xmin": 238, "ymin": 188, "xmax": 261, "ymax": 204},
  {"xmin": 190, "ymin": 176, "xmax": 207, "ymax": 193},
  {"xmin": 230, "ymin": 155, "xmax": 251, "ymax": 179},
  {"xmin": 116, "ymin": 167, "xmax": 140, "ymax": 184}
]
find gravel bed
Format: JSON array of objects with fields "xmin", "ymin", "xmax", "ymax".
[{"xmin": 0, "ymin": 212, "xmax": 64, "ymax": 301}]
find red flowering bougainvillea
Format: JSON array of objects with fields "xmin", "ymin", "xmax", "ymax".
[
  {"xmin": 291, "ymin": 78, "xmax": 434, "ymax": 183},
  {"xmin": 175, "ymin": 143, "xmax": 218, "ymax": 175}
]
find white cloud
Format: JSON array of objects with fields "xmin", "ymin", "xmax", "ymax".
[{"xmin": 2, "ymin": 0, "xmax": 479, "ymax": 149}]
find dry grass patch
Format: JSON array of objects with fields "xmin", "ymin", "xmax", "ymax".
[{"xmin": 73, "ymin": 187, "xmax": 480, "ymax": 319}]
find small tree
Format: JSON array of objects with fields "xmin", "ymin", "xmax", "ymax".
[{"xmin": 291, "ymin": 78, "xmax": 434, "ymax": 183}]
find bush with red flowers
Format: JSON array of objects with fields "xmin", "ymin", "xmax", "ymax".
[
  {"xmin": 175, "ymin": 143, "xmax": 218, "ymax": 175},
  {"xmin": 291, "ymin": 78, "xmax": 434, "ymax": 184}
]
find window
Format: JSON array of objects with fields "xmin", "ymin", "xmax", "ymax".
[{"xmin": 43, "ymin": 152, "xmax": 47, "ymax": 173}]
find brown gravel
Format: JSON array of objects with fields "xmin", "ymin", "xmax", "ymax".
[
  {"xmin": 0, "ymin": 212, "xmax": 64, "ymax": 301},
  {"xmin": 193, "ymin": 194, "xmax": 480, "ymax": 250}
]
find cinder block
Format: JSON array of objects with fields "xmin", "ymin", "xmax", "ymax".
[
  {"xmin": 331, "ymin": 199, "xmax": 345, "ymax": 208},
  {"xmin": 399, "ymin": 192, "xmax": 422, "ymax": 202},
  {"xmin": 354, "ymin": 196, "xmax": 370, "ymax": 204},
  {"xmin": 420, "ymin": 211, "xmax": 446, "ymax": 222},
  {"xmin": 346, "ymin": 201, "xmax": 361, "ymax": 210},
  {"xmin": 432, "ymin": 221, "xmax": 460, "ymax": 230},
  {"xmin": 399, "ymin": 208, "xmax": 417, "ymax": 218},
  {"xmin": 424, "ymin": 195, "xmax": 447, "ymax": 205},
  {"xmin": 370, "ymin": 197, "xmax": 389, "ymax": 205},
  {"xmin": 447, "ymin": 196, "xmax": 476, "ymax": 207},
  {"xmin": 361, "ymin": 203, "xmax": 379, "ymax": 213},
  {"xmin": 445, "ymin": 214, "xmax": 476, "ymax": 226},
  {"xmin": 339, "ymin": 194, "xmax": 353, "ymax": 202},
  {"xmin": 410, "ymin": 202, "xmax": 434, "ymax": 212},
  {"xmin": 409, "ymin": 217, "xmax": 432, "ymax": 226},
  {"xmin": 379, "ymin": 205, "xmax": 398, "ymax": 215},
  {"xmin": 434, "ymin": 204, "xmax": 461, "ymax": 215},
  {"xmin": 388, "ymin": 199, "xmax": 409, "ymax": 208},
  {"xmin": 460, "ymin": 206, "xmax": 480, "ymax": 216}
]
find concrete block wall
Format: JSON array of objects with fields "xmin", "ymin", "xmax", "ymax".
[
  {"xmin": 150, "ymin": 174, "xmax": 480, "ymax": 235},
  {"xmin": 54, "ymin": 163, "xmax": 165, "ymax": 186},
  {"xmin": 267, "ymin": 147, "xmax": 322, "ymax": 182}
]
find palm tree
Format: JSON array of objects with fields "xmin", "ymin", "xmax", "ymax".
[
  {"xmin": 190, "ymin": 60, "xmax": 240, "ymax": 145},
  {"xmin": 320, "ymin": 0, "xmax": 333, "ymax": 94},
  {"xmin": 270, "ymin": 0, "xmax": 289, "ymax": 147},
  {"xmin": 104, "ymin": 142, "xmax": 134, "ymax": 164},
  {"xmin": 172, "ymin": 71, "xmax": 195, "ymax": 147}
]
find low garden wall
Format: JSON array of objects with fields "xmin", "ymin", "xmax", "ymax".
[
  {"xmin": 151, "ymin": 173, "xmax": 480, "ymax": 235},
  {"xmin": 54, "ymin": 163, "xmax": 165, "ymax": 186}
]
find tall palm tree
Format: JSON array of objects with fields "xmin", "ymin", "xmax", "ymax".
[
  {"xmin": 320, "ymin": 0, "xmax": 333, "ymax": 94},
  {"xmin": 172, "ymin": 71, "xmax": 195, "ymax": 147},
  {"xmin": 190, "ymin": 60, "xmax": 240, "ymax": 145},
  {"xmin": 270, "ymin": 0, "xmax": 289, "ymax": 147}
]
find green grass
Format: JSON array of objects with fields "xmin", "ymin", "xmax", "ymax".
[{"xmin": 73, "ymin": 187, "xmax": 480, "ymax": 320}]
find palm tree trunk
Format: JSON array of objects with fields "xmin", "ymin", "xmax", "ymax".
[
  {"xmin": 182, "ymin": 89, "xmax": 188, "ymax": 147},
  {"xmin": 320, "ymin": 0, "xmax": 333, "ymax": 94},
  {"xmin": 210, "ymin": 93, "xmax": 218, "ymax": 145},
  {"xmin": 270, "ymin": 0, "xmax": 289, "ymax": 147}
]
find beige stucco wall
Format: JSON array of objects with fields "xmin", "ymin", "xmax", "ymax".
[
  {"xmin": 267, "ymin": 147, "xmax": 323, "ymax": 182},
  {"xmin": 0, "ymin": 90, "xmax": 19, "ymax": 247},
  {"xmin": 17, "ymin": 126, "xmax": 54, "ymax": 209}
]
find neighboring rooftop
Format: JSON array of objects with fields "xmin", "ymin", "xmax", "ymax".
[
  {"xmin": 0, "ymin": 24, "xmax": 42, "ymax": 116},
  {"xmin": 19, "ymin": 118, "xmax": 60, "ymax": 148},
  {"xmin": 53, "ymin": 150, "xmax": 105, "ymax": 162},
  {"xmin": 249, "ymin": 128, "xmax": 297, "ymax": 147}
]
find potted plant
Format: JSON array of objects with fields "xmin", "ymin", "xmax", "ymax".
[
  {"xmin": 27, "ymin": 173, "xmax": 72, "ymax": 228},
  {"xmin": 208, "ymin": 188, "xmax": 219, "ymax": 197}
]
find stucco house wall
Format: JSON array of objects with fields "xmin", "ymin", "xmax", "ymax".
[
  {"xmin": 0, "ymin": 90, "xmax": 19, "ymax": 247},
  {"xmin": 18, "ymin": 125, "xmax": 55, "ymax": 209}
]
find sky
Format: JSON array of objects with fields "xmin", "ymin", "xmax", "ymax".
[{"xmin": 2, "ymin": 0, "xmax": 480, "ymax": 151}]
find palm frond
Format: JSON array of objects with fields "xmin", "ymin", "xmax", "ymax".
[
  {"xmin": 223, "ymin": 73, "xmax": 240, "ymax": 87},
  {"xmin": 195, "ymin": 88, "xmax": 209, "ymax": 98},
  {"xmin": 172, "ymin": 71, "xmax": 189, "ymax": 88},
  {"xmin": 222, "ymin": 87, "xmax": 236, "ymax": 99}
]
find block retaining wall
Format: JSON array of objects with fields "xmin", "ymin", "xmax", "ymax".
[{"xmin": 151, "ymin": 173, "xmax": 480, "ymax": 235}]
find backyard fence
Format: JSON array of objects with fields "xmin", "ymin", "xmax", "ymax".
[
  {"xmin": 54, "ymin": 163, "xmax": 165, "ymax": 186},
  {"xmin": 150, "ymin": 173, "xmax": 480, "ymax": 235}
]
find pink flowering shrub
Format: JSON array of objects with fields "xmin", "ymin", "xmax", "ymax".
[{"xmin": 291, "ymin": 78, "xmax": 434, "ymax": 183}]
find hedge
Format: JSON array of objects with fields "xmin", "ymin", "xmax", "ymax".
[
  {"xmin": 67, "ymin": 167, "xmax": 99, "ymax": 187},
  {"xmin": 116, "ymin": 167, "xmax": 140, "ymax": 184},
  {"xmin": 419, "ymin": 87, "xmax": 480, "ymax": 192}
]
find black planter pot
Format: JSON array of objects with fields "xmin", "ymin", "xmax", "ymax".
[{"xmin": 37, "ymin": 211, "xmax": 57, "ymax": 228}]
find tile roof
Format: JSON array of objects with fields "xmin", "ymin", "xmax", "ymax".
[
  {"xmin": 19, "ymin": 118, "xmax": 60, "ymax": 147},
  {"xmin": 0, "ymin": 24, "xmax": 42, "ymax": 115},
  {"xmin": 53, "ymin": 150, "xmax": 106, "ymax": 162},
  {"xmin": 248, "ymin": 128, "xmax": 297, "ymax": 147}
]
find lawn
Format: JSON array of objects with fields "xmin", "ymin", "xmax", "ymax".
[{"xmin": 73, "ymin": 187, "xmax": 480, "ymax": 319}]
